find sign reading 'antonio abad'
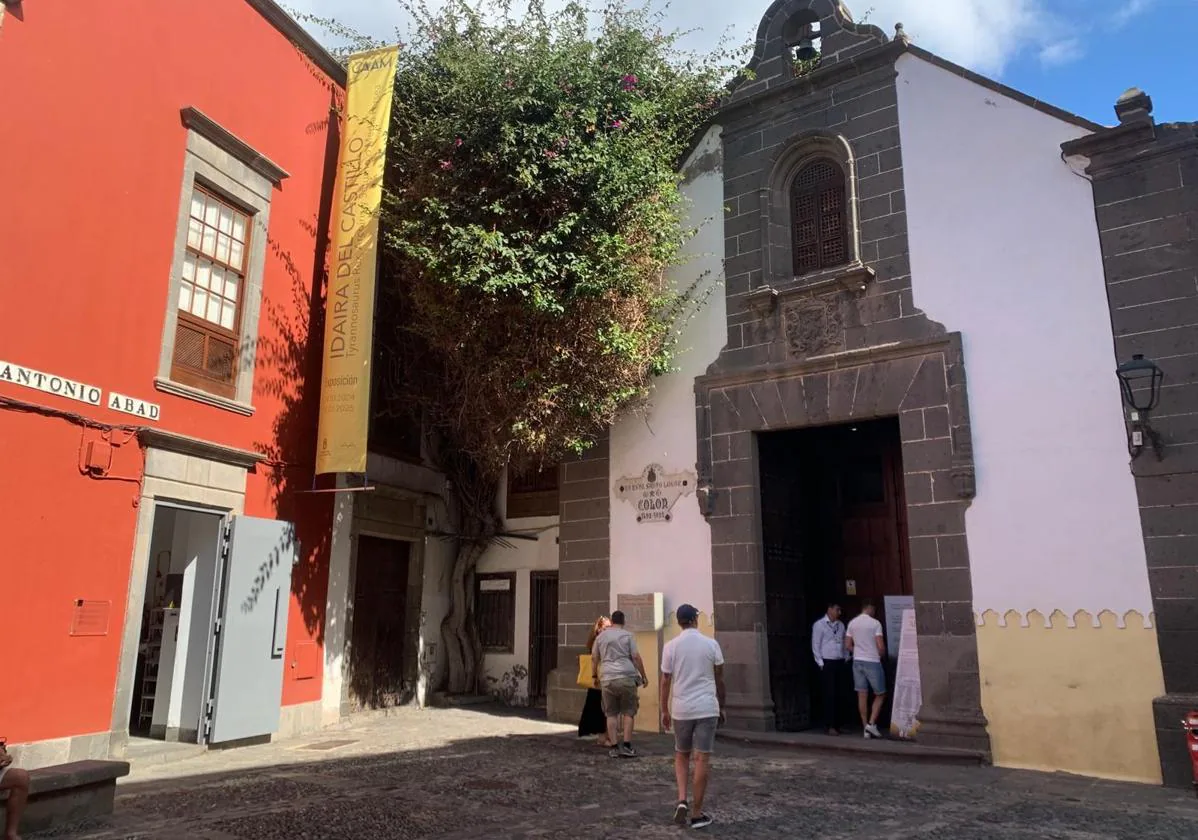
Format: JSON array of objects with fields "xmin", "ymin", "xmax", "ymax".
[{"xmin": 1, "ymin": 359, "xmax": 160, "ymax": 421}]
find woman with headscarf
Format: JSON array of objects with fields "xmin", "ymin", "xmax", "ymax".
[{"xmin": 577, "ymin": 615, "xmax": 611, "ymax": 746}]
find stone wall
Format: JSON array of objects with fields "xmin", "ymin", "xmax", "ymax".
[
  {"xmin": 1063, "ymin": 90, "xmax": 1198, "ymax": 787},
  {"xmin": 546, "ymin": 435, "xmax": 611, "ymax": 723},
  {"xmin": 695, "ymin": 0, "xmax": 989, "ymax": 752}
]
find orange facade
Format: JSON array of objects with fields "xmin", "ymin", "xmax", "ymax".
[{"xmin": 0, "ymin": 0, "xmax": 340, "ymax": 746}]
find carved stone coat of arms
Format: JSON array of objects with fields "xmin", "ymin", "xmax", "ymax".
[{"xmin": 782, "ymin": 296, "xmax": 844, "ymax": 358}]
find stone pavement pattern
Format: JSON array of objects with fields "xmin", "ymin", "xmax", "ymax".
[{"xmin": 33, "ymin": 708, "xmax": 1198, "ymax": 839}]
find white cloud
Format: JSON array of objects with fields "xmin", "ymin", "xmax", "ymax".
[
  {"xmin": 1111, "ymin": 0, "xmax": 1154, "ymax": 27},
  {"xmin": 1039, "ymin": 37, "xmax": 1085, "ymax": 66},
  {"xmin": 280, "ymin": 0, "xmax": 1136, "ymax": 79}
]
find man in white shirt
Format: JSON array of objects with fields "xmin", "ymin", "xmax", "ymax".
[
  {"xmin": 811, "ymin": 602, "xmax": 847, "ymax": 735},
  {"xmin": 845, "ymin": 599, "xmax": 887, "ymax": 739},
  {"xmin": 660, "ymin": 604, "xmax": 724, "ymax": 831}
]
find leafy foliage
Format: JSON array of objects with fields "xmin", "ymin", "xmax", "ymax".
[
  {"xmin": 297, "ymin": 0, "xmax": 738, "ymax": 694},
  {"xmin": 372, "ymin": 0, "xmax": 732, "ymax": 483}
]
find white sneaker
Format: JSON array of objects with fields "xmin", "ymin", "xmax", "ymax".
[{"xmin": 865, "ymin": 723, "xmax": 882, "ymax": 739}]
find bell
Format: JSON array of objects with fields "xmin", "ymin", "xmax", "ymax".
[{"xmin": 795, "ymin": 37, "xmax": 819, "ymax": 61}]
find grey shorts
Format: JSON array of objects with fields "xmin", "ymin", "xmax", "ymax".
[
  {"xmin": 673, "ymin": 717, "xmax": 719, "ymax": 754},
  {"xmin": 853, "ymin": 660, "xmax": 887, "ymax": 694},
  {"xmin": 601, "ymin": 678, "xmax": 640, "ymax": 718}
]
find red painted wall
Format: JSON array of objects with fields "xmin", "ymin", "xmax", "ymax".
[{"xmin": 0, "ymin": 0, "xmax": 339, "ymax": 744}]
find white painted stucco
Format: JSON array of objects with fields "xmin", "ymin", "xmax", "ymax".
[
  {"xmin": 477, "ymin": 484, "xmax": 559, "ymax": 702},
  {"xmin": 609, "ymin": 125, "xmax": 726, "ymax": 619},
  {"xmin": 417, "ymin": 525, "xmax": 454, "ymax": 707},
  {"xmin": 896, "ymin": 54, "xmax": 1153, "ymax": 624},
  {"xmin": 321, "ymin": 491, "xmax": 354, "ymax": 722}
]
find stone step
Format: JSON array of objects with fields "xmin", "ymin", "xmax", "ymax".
[{"xmin": 718, "ymin": 728, "xmax": 988, "ymax": 766}]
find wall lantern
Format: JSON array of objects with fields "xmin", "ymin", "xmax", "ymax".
[{"xmin": 1116, "ymin": 353, "xmax": 1165, "ymax": 459}]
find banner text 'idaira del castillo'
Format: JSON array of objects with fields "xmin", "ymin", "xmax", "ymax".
[{"xmin": 315, "ymin": 45, "xmax": 399, "ymax": 475}]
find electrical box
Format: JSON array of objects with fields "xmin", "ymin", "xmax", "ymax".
[{"xmin": 84, "ymin": 439, "xmax": 113, "ymax": 473}]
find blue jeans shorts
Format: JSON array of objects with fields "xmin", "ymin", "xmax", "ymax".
[
  {"xmin": 673, "ymin": 717, "xmax": 719, "ymax": 754},
  {"xmin": 852, "ymin": 660, "xmax": 887, "ymax": 694}
]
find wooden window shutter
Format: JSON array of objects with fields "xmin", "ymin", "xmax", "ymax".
[
  {"xmin": 171, "ymin": 320, "xmax": 237, "ymax": 398},
  {"xmin": 170, "ymin": 186, "xmax": 249, "ymax": 399},
  {"xmin": 791, "ymin": 159, "xmax": 850, "ymax": 276}
]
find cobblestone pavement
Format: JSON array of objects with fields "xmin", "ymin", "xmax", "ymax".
[{"xmin": 37, "ymin": 707, "xmax": 1198, "ymax": 839}]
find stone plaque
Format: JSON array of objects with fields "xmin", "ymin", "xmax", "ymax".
[
  {"xmin": 617, "ymin": 593, "xmax": 663, "ymax": 633},
  {"xmin": 615, "ymin": 464, "xmax": 697, "ymax": 524}
]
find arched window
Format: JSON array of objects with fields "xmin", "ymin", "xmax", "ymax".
[{"xmin": 790, "ymin": 159, "xmax": 849, "ymax": 275}]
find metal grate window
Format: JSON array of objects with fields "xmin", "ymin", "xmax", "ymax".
[
  {"xmin": 476, "ymin": 573, "xmax": 516, "ymax": 653},
  {"xmin": 170, "ymin": 185, "xmax": 250, "ymax": 398},
  {"xmin": 791, "ymin": 159, "xmax": 849, "ymax": 276}
]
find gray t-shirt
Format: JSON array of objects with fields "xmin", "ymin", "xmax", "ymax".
[{"xmin": 592, "ymin": 627, "xmax": 640, "ymax": 683}]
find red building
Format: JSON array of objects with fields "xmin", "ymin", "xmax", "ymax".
[{"xmin": 0, "ymin": 0, "xmax": 343, "ymax": 765}]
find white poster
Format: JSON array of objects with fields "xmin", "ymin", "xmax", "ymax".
[
  {"xmin": 889, "ymin": 609, "xmax": 921, "ymax": 739},
  {"xmin": 883, "ymin": 595, "xmax": 915, "ymax": 660}
]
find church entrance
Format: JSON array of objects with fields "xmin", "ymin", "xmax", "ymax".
[{"xmin": 758, "ymin": 417, "xmax": 913, "ymax": 732}]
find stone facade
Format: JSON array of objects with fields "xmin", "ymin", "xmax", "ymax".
[
  {"xmin": 546, "ymin": 435, "xmax": 611, "ymax": 723},
  {"xmin": 1063, "ymin": 90, "xmax": 1198, "ymax": 787},
  {"xmin": 693, "ymin": 0, "xmax": 989, "ymax": 752}
]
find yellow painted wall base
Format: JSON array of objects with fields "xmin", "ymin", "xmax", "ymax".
[
  {"xmin": 976, "ymin": 609, "xmax": 1165, "ymax": 784},
  {"xmin": 632, "ymin": 613, "xmax": 716, "ymax": 735}
]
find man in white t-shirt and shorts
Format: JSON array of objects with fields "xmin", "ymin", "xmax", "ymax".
[
  {"xmin": 660, "ymin": 604, "xmax": 725, "ymax": 831},
  {"xmin": 845, "ymin": 599, "xmax": 887, "ymax": 739}
]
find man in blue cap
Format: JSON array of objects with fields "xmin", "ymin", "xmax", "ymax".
[{"xmin": 660, "ymin": 603, "xmax": 725, "ymax": 831}]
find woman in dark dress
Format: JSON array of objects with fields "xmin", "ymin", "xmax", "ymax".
[{"xmin": 578, "ymin": 615, "xmax": 611, "ymax": 746}]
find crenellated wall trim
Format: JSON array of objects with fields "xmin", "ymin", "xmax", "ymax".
[{"xmin": 975, "ymin": 609, "xmax": 1155, "ymax": 630}]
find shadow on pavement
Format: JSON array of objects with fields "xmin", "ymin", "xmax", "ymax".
[{"xmin": 31, "ymin": 727, "xmax": 1198, "ymax": 840}]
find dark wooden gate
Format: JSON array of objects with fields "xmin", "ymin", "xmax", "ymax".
[
  {"xmin": 836, "ymin": 422, "xmax": 910, "ymax": 729},
  {"xmin": 836, "ymin": 422, "xmax": 912, "ymax": 615},
  {"xmin": 758, "ymin": 436, "xmax": 813, "ymax": 732},
  {"xmin": 528, "ymin": 571, "xmax": 558, "ymax": 705},
  {"xmin": 347, "ymin": 536, "xmax": 411, "ymax": 712}
]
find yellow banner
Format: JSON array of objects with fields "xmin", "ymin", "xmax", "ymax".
[{"xmin": 316, "ymin": 46, "xmax": 399, "ymax": 475}]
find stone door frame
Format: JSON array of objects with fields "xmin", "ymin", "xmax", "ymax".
[{"xmin": 695, "ymin": 331, "xmax": 991, "ymax": 752}]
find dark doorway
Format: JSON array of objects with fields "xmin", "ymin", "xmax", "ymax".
[
  {"xmin": 347, "ymin": 536, "xmax": 412, "ymax": 712},
  {"xmin": 758, "ymin": 417, "xmax": 912, "ymax": 732},
  {"xmin": 528, "ymin": 571, "xmax": 559, "ymax": 706}
]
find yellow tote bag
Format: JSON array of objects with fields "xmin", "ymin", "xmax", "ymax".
[{"xmin": 577, "ymin": 654, "xmax": 595, "ymax": 689}]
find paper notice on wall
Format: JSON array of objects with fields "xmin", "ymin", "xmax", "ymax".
[
  {"xmin": 883, "ymin": 595, "xmax": 915, "ymax": 660},
  {"xmin": 616, "ymin": 593, "xmax": 663, "ymax": 633},
  {"xmin": 889, "ymin": 609, "xmax": 921, "ymax": 740}
]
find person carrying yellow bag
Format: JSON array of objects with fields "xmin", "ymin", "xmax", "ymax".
[{"xmin": 576, "ymin": 616, "xmax": 611, "ymax": 746}]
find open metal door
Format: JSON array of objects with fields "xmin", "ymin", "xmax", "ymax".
[{"xmin": 204, "ymin": 516, "xmax": 297, "ymax": 744}]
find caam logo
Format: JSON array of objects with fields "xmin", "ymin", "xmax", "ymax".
[{"xmin": 352, "ymin": 55, "xmax": 394, "ymax": 75}]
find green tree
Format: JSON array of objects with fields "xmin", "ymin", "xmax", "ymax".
[{"xmin": 305, "ymin": 0, "xmax": 736, "ymax": 694}]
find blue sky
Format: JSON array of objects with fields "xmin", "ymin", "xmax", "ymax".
[
  {"xmin": 1000, "ymin": 0, "xmax": 1196, "ymax": 124},
  {"xmin": 287, "ymin": 0, "xmax": 1196, "ymax": 125}
]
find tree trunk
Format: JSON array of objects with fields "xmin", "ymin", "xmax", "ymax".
[
  {"xmin": 441, "ymin": 540, "xmax": 487, "ymax": 694},
  {"xmin": 435, "ymin": 457, "xmax": 499, "ymax": 696}
]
